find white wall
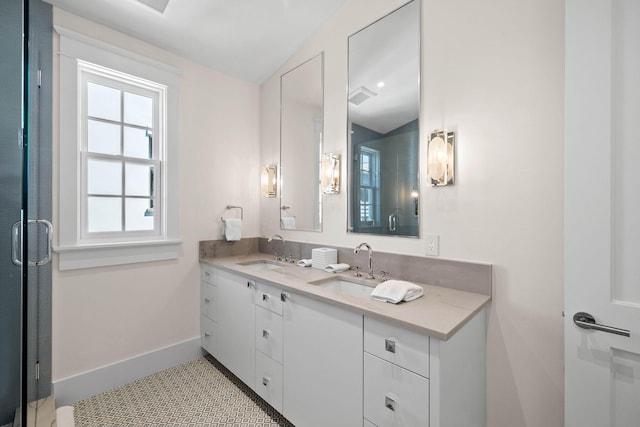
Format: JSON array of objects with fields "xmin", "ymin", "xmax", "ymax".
[
  {"xmin": 51, "ymin": 9, "xmax": 261, "ymax": 381},
  {"xmin": 260, "ymin": 0, "xmax": 564, "ymax": 426}
]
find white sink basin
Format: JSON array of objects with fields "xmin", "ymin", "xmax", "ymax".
[
  {"xmin": 309, "ymin": 278, "xmax": 376, "ymax": 298},
  {"xmin": 238, "ymin": 260, "xmax": 284, "ymax": 271}
]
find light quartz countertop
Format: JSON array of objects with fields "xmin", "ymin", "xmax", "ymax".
[{"xmin": 201, "ymin": 253, "xmax": 491, "ymax": 341}]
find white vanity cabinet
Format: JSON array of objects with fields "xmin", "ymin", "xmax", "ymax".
[
  {"xmin": 200, "ymin": 265, "xmax": 218, "ymax": 357},
  {"xmin": 254, "ymin": 282, "xmax": 284, "ymax": 412},
  {"xmin": 364, "ymin": 316, "xmax": 430, "ymax": 426},
  {"xmin": 281, "ymin": 291, "xmax": 363, "ymax": 427},
  {"xmin": 199, "ymin": 263, "xmax": 487, "ymax": 427},
  {"xmin": 215, "ymin": 269, "xmax": 256, "ymax": 388},
  {"xmin": 363, "ymin": 311, "xmax": 486, "ymax": 427}
]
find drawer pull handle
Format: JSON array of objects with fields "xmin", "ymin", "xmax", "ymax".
[
  {"xmin": 262, "ymin": 294, "xmax": 269, "ymax": 302},
  {"xmin": 262, "ymin": 377, "xmax": 271, "ymax": 386},
  {"xmin": 204, "ymin": 332, "xmax": 211, "ymax": 338},
  {"xmin": 281, "ymin": 293, "xmax": 289, "ymax": 302},
  {"xmin": 385, "ymin": 394, "xmax": 397, "ymax": 411},
  {"xmin": 247, "ymin": 281, "xmax": 254, "ymax": 288},
  {"xmin": 205, "ymin": 271, "xmax": 211, "ymax": 276},
  {"xmin": 263, "ymin": 329, "xmax": 271, "ymax": 338},
  {"xmin": 204, "ymin": 298, "xmax": 211, "ymax": 303},
  {"xmin": 385, "ymin": 338, "xmax": 396, "ymax": 353}
]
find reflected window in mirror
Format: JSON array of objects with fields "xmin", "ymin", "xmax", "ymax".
[
  {"xmin": 280, "ymin": 53, "xmax": 324, "ymax": 232},
  {"xmin": 347, "ymin": 0, "xmax": 421, "ymax": 237},
  {"xmin": 357, "ymin": 145, "xmax": 380, "ymax": 227}
]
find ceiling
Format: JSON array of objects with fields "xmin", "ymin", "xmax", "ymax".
[
  {"xmin": 348, "ymin": 0, "xmax": 420, "ymax": 134},
  {"xmin": 45, "ymin": 0, "xmax": 346, "ymax": 83}
]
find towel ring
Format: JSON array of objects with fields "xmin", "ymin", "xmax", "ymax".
[{"xmin": 221, "ymin": 205, "xmax": 243, "ymax": 221}]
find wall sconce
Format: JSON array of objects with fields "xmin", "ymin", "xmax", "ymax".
[
  {"xmin": 261, "ymin": 164, "xmax": 277, "ymax": 197},
  {"xmin": 410, "ymin": 186, "xmax": 419, "ymax": 216},
  {"xmin": 322, "ymin": 153, "xmax": 341, "ymax": 194},
  {"xmin": 428, "ymin": 130, "xmax": 455, "ymax": 186}
]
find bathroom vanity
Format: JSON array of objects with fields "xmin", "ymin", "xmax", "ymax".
[{"xmin": 200, "ymin": 252, "xmax": 490, "ymax": 427}]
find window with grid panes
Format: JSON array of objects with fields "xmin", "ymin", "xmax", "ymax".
[
  {"xmin": 80, "ymin": 63, "xmax": 163, "ymax": 238},
  {"xmin": 358, "ymin": 146, "xmax": 380, "ymax": 226}
]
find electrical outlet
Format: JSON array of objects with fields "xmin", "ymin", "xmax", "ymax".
[{"xmin": 426, "ymin": 234, "xmax": 439, "ymax": 256}]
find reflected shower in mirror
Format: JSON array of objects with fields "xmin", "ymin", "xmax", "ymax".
[
  {"xmin": 280, "ymin": 53, "xmax": 324, "ymax": 231},
  {"xmin": 347, "ymin": 0, "xmax": 420, "ymax": 237}
]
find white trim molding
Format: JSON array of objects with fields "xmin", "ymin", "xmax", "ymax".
[{"xmin": 53, "ymin": 337, "xmax": 203, "ymax": 406}]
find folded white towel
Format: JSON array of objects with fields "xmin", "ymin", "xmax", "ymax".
[
  {"xmin": 297, "ymin": 259, "xmax": 312, "ymax": 267},
  {"xmin": 323, "ymin": 263, "xmax": 350, "ymax": 273},
  {"xmin": 222, "ymin": 218, "xmax": 242, "ymax": 241},
  {"xmin": 371, "ymin": 280, "xmax": 424, "ymax": 304},
  {"xmin": 281, "ymin": 216, "xmax": 296, "ymax": 229}
]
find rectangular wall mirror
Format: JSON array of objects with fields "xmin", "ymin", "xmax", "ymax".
[
  {"xmin": 280, "ymin": 53, "xmax": 324, "ymax": 231},
  {"xmin": 347, "ymin": 0, "xmax": 420, "ymax": 237}
]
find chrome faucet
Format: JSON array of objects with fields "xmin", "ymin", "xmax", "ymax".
[
  {"xmin": 268, "ymin": 234, "xmax": 286, "ymax": 261},
  {"xmin": 354, "ymin": 243, "xmax": 375, "ymax": 279}
]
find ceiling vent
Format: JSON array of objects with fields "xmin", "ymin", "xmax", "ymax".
[
  {"xmin": 348, "ymin": 86, "xmax": 378, "ymax": 105},
  {"xmin": 136, "ymin": 0, "xmax": 170, "ymax": 13}
]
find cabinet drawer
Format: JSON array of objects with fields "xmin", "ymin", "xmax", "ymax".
[
  {"xmin": 255, "ymin": 350, "xmax": 283, "ymax": 413},
  {"xmin": 200, "ymin": 315, "xmax": 217, "ymax": 356},
  {"xmin": 200, "ymin": 282, "xmax": 217, "ymax": 321},
  {"xmin": 200, "ymin": 265, "xmax": 216, "ymax": 285},
  {"xmin": 364, "ymin": 353, "xmax": 429, "ymax": 427},
  {"xmin": 364, "ymin": 316, "xmax": 429, "ymax": 377},
  {"xmin": 255, "ymin": 306, "xmax": 283, "ymax": 363},
  {"xmin": 255, "ymin": 282, "xmax": 283, "ymax": 315}
]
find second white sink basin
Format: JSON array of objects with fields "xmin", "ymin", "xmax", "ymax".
[
  {"xmin": 237, "ymin": 260, "xmax": 284, "ymax": 271},
  {"xmin": 309, "ymin": 278, "xmax": 376, "ymax": 298}
]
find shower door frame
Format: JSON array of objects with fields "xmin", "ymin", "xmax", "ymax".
[{"xmin": 0, "ymin": 1, "xmax": 52, "ymax": 425}]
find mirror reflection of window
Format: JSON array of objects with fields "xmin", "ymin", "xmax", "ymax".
[
  {"xmin": 358, "ymin": 147, "xmax": 380, "ymax": 227},
  {"xmin": 347, "ymin": 0, "xmax": 420, "ymax": 237}
]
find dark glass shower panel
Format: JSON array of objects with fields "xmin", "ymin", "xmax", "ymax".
[{"xmin": 0, "ymin": 0, "xmax": 26, "ymax": 424}]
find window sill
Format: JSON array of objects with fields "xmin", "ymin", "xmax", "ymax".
[{"xmin": 54, "ymin": 239, "xmax": 182, "ymax": 270}]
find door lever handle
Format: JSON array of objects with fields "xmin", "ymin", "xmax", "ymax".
[{"xmin": 573, "ymin": 312, "xmax": 630, "ymax": 337}]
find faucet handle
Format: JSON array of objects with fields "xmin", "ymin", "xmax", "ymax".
[
  {"xmin": 354, "ymin": 266, "xmax": 362, "ymax": 277},
  {"xmin": 379, "ymin": 271, "xmax": 389, "ymax": 282}
]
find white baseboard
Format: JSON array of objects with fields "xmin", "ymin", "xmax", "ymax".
[{"xmin": 53, "ymin": 336, "xmax": 204, "ymax": 407}]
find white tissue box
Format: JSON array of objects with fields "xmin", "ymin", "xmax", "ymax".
[{"xmin": 311, "ymin": 247, "xmax": 337, "ymax": 269}]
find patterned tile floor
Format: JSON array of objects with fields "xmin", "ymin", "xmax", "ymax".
[{"xmin": 73, "ymin": 355, "xmax": 294, "ymax": 427}]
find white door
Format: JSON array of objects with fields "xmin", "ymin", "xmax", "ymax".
[{"xmin": 565, "ymin": 0, "xmax": 640, "ymax": 426}]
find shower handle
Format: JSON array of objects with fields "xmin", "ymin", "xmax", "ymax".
[
  {"xmin": 12, "ymin": 219, "xmax": 53, "ymax": 266},
  {"xmin": 388, "ymin": 213, "xmax": 398, "ymax": 232}
]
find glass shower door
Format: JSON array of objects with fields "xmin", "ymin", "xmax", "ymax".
[{"xmin": 1, "ymin": 0, "xmax": 28, "ymax": 425}]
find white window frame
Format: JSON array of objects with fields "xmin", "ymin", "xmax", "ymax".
[
  {"xmin": 80, "ymin": 63, "xmax": 162, "ymax": 239},
  {"xmin": 55, "ymin": 27, "xmax": 181, "ymax": 270}
]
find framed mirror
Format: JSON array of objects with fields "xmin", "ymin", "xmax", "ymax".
[
  {"xmin": 347, "ymin": 0, "xmax": 420, "ymax": 237},
  {"xmin": 280, "ymin": 53, "xmax": 324, "ymax": 231}
]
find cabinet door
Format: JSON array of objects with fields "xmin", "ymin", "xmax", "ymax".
[
  {"xmin": 255, "ymin": 306, "xmax": 283, "ymax": 363},
  {"xmin": 216, "ymin": 271, "xmax": 255, "ymax": 388},
  {"xmin": 200, "ymin": 282, "xmax": 217, "ymax": 321},
  {"xmin": 255, "ymin": 350, "xmax": 283, "ymax": 412},
  {"xmin": 282, "ymin": 292, "xmax": 363, "ymax": 427},
  {"xmin": 364, "ymin": 353, "xmax": 429, "ymax": 427},
  {"xmin": 255, "ymin": 282, "xmax": 283, "ymax": 315},
  {"xmin": 364, "ymin": 316, "xmax": 429, "ymax": 377},
  {"xmin": 200, "ymin": 315, "xmax": 217, "ymax": 357}
]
